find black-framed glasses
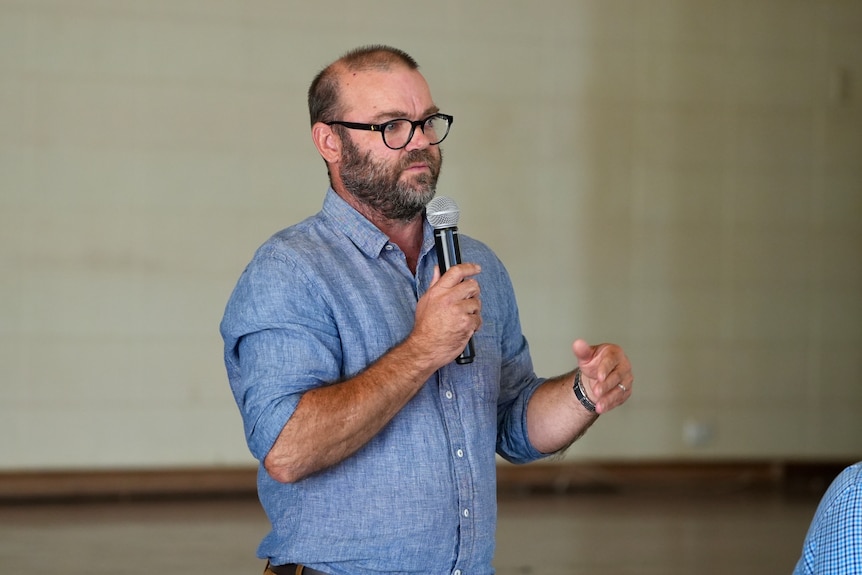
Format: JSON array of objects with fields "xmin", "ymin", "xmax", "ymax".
[{"xmin": 326, "ymin": 113, "xmax": 453, "ymax": 150}]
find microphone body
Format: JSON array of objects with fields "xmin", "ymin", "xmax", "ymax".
[{"xmin": 427, "ymin": 197, "xmax": 475, "ymax": 365}]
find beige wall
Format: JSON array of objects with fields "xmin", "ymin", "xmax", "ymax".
[{"xmin": 1, "ymin": 1, "xmax": 860, "ymax": 470}]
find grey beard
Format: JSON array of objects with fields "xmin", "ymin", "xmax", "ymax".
[
  {"xmin": 343, "ymin": 177, "xmax": 436, "ymax": 222},
  {"xmin": 339, "ymin": 140, "xmax": 442, "ymax": 222}
]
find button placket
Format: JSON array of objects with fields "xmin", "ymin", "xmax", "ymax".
[{"xmin": 436, "ymin": 368, "xmax": 476, "ymax": 571}]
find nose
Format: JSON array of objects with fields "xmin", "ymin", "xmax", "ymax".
[{"xmin": 404, "ymin": 123, "xmax": 432, "ymax": 151}]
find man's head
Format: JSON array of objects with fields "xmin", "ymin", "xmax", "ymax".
[{"xmin": 308, "ymin": 46, "xmax": 445, "ymax": 222}]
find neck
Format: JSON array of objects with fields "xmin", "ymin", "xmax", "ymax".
[
  {"xmin": 382, "ymin": 217, "xmax": 424, "ymax": 272},
  {"xmin": 333, "ymin": 186, "xmax": 425, "ymax": 273}
]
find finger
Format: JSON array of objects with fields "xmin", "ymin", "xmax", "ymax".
[
  {"xmin": 572, "ymin": 338, "xmax": 595, "ymax": 364},
  {"xmin": 607, "ymin": 364, "xmax": 633, "ymax": 394},
  {"xmin": 599, "ymin": 364, "xmax": 633, "ymax": 405},
  {"xmin": 582, "ymin": 347, "xmax": 631, "ymax": 398},
  {"xmin": 458, "ymin": 277, "xmax": 482, "ymax": 301},
  {"xmin": 467, "ymin": 307, "xmax": 483, "ymax": 333},
  {"xmin": 586, "ymin": 344, "xmax": 626, "ymax": 383},
  {"xmin": 597, "ymin": 378, "xmax": 632, "ymax": 414},
  {"xmin": 458, "ymin": 291, "xmax": 482, "ymax": 316},
  {"xmin": 429, "ymin": 265, "xmax": 441, "ymax": 287},
  {"xmin": 435, "ymin": 263, "xmax": 482, "ymax": 289}
]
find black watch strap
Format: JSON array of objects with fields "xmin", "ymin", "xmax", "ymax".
[{"xmin": 572, "ymin": 367, "xmax": 597, "ymax": 413}]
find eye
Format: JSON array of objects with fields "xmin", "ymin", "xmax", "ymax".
[
  {"xmin": 383, "ymin": 119, "xmax": 412, "ymax": 139},
  {"xmin": 424, "ymin": 115, "xmax": 444, "ymax": 134}
]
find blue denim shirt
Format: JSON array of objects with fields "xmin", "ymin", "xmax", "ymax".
[{"xmin": 220, "ymin": 189, "xmax": 547, "ymax": 574}]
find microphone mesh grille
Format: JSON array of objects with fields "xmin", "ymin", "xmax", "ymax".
[{"xmin": 426, "ymin": 196, "xmax": 460, "ymax": 229}]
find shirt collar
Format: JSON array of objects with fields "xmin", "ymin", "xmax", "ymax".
[{"xmin": 321, "ymin": 188, "xmax": 437, "ymax": 260}]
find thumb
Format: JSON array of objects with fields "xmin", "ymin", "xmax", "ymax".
[
  {"xmin": 572, "ymin": 338, "xmax": 595, "ymax": 364},
  {"xmin": 428, "ymin": 265, "xmax": 441, "ymax": 287}
]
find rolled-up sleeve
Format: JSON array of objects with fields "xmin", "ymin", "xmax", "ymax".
[
  {"xmin": 486, "ymin": 259, "xmax": 547, "ymax": 464},
  {"xmin": 220, "ymin": 247, "xmax": 341, "ymax": 461}
]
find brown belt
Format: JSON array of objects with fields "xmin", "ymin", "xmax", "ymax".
[{"xmin": 265, "ymin": 561, "xmax": 329, "ymax": 575}]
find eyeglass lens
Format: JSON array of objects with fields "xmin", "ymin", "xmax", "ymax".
[{"xmin": 383, "ymin": 116, "xmax": 450, "ymax": 149}]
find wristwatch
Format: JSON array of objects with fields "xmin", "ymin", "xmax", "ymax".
[{"xmin": 572, "ymin": 367, "xmax": 597, "ymax": 413}]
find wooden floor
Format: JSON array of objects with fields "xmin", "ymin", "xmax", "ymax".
[{"xmin": 0, "ymin": 486, "xmax": 819, "ymax": 575}]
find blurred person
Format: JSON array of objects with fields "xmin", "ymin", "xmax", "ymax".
[
  {"xmin": 220, "ymin": 45, "xmax": 634, "ymax": 575},
  {"xmin": 794, "ymin": 461, "xmax": 862, "ymax": 574}
]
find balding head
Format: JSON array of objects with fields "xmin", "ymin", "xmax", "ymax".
[{"xmin": 307, "ymin": 45, "xmax": 420, "ymax": 126}]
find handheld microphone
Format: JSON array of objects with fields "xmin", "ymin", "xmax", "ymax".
[{"xmin": 426, "ymin": 196, "xmax": 475, "ymax": 365}]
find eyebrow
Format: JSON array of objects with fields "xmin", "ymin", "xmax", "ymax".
[{"xmin": 367, "ymin": 106, "xmax": 440, "ymax": 124}]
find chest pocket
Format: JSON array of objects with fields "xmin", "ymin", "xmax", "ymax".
[{"xmin": 456, "ymin": 320, "xmax": 502, "ymax": 403}]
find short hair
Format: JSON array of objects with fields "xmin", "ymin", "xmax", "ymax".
[{"xmin": 307, "ymin": 45, "xmax": 419, "ymax": 126}]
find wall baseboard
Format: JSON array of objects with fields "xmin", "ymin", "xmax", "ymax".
[
  {"xmin": 496, "ymin": 459, "xmax": 852, "ymax": 497},
  {"xmin": 0, "ymin": 467, "xmax": 258, "ymax": 503},
  {"xmin": 0, "ymin": 459, "xmax": 854, "ymax": 503}
]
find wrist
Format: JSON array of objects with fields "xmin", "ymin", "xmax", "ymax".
[
  {"xmin": 572, "ymin": 367, "xmax": 597, "ymax": 413},
  {"xmin": 395, "ymin": 335, "xmax": 442, "ymax": 380}
]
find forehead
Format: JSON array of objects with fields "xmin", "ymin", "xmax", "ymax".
[{"xmin": 336, "ymin": 66, "xmax": 435, "ymax": 121}]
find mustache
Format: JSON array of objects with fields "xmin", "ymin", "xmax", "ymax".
[{"xmin": 400, "ymin": 148, "xmax": 438, "ymax": 170}]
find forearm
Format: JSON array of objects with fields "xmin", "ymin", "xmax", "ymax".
[
  {"xmin": 526, "ymin": 341, "xmax": 634, "ymax": 454},
  {"xmin": 262, "ymin": 263, "xmax": 482, "ymax": 482},
  {"xmin": 526, "ymin": 371, "xmax": 599, "ymax": 455},
  {"xmin": 263, "ymin": 336, "xmax": 438, "ymax": 483}
]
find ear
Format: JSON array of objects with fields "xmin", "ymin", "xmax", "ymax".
[{"xmin": 312, "ymin": 122, "xmax": 342, "ymax": 164}]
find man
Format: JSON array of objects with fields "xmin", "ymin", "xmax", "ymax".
[
  {"xmin": 793, "ymin": 462, "xmax": 862, "ymax": 574},
  {"xmin": 221, "ymin": 45, "xmax": 634, "ymax": 575}
]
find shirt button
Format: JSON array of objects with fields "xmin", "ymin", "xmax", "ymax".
[
  {"xmin": 453, "ymin": 571, "xmax": 461, "ymax": 575},
  {"xmin": 463, "ymin": 508, "xmax": 469, "ymax": 518},
  {"xmin": 445, "ymin": 390, "xmax": 453, "ymax": 399},
  {"xmin": 384, "ymin": 244, "xmax": 394, "ymax": 251},
  {"xmin": 456, "ymin": 449, "xmax": 464, "ymax": 458}
]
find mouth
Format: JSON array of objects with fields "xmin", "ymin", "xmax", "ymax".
[
  {"xmin": 399, "ymin": 149, "xmax": 439, "ymax": 182},
  {"xmin": 404, "ymin": 162, "xmax": 430, "ymax": 173}
]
